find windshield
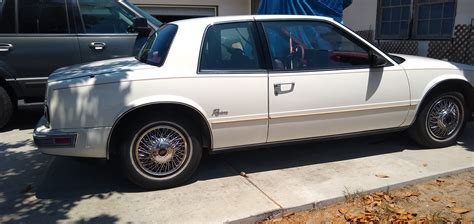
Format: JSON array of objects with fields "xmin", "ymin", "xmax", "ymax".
[
  {"xmin": 137, "ymin": 24, "xmax": 178, "ymax": 67},
  {"xmin": 123, "ymin": 1, "xmax": 162, "ymax": 28}
]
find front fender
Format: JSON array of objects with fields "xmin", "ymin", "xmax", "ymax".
[
  {"xmin": 116, "ymin": 94, "xmax": 210, "ymax": 123},
  {"xmin": 402, "ymin": 74, "xmax": 471, "ymax": 127},
  {"xmin": 420, "ymin": 74, "xmax": 470, "ymax": 102}
]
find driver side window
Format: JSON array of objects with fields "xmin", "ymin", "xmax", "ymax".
[
  {"xmin": 262, "ymin": 21, "xmax": 372, "ymax": 71},
  {"xmin": 78, "ymin": 0, "xmax": 135, "ymax": 34}
]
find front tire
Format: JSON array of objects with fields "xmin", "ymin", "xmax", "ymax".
[
  {"xmin": 409, "ymin": 92, "xmax": 467, "ymax": 148},
  {"xmin": 120, "ymin": 116, "xmax": 202, "ymax": 190},
  {"xmin": 0, "ymin": 87, "xmax": 13, "ymax": 129}
]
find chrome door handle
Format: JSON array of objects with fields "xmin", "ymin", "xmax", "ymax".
[
  {"xmin": 274, "ymin": 82, "xmax": 295, "ymax": 96},
  {"xmin": 89, "ymin": 42, "xmax": 107, "ymax": 51},
  {"xmin": 0, "ymin": 43, "xmax": 13, "ymax": 52}
]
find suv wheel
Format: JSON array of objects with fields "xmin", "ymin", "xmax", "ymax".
[
  {"xmin": 120, "ymin": 116, "xmax": 202, "ymax": 189},
  {"xmin": 409, "ymin": 92, "xmax": 466, "ymax": 148},
  {"xmin": 0, "ymin": 87, "xmax": 13, "ymax": 129}
]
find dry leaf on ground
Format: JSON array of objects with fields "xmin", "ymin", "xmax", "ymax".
[
  {"xmin": 338, "ymin": 207, "xmax": 348, "ymax": 214},
  {"xmin": 375, "ymin": 174, "xmax": 389, "ymax": 178},
  {"xmin": 403, "ymin": 191, "xmax": 421, "ymax": 198},
  {"xmin": 431, "ymin": 196, "xmax": 441, "ymax": 202},
  {"xmin": 451, "ymin": 207, "xmax": 470, "ymax": 214}
]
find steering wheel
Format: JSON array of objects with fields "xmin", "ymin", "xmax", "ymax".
[{"xmin": 288, "ymin": 44, "xmax": 305, "ymax": 69}]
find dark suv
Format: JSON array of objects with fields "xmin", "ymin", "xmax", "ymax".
[{"xmin": 0, "ymin": 0, "xmax": 161, "ymax": 128}]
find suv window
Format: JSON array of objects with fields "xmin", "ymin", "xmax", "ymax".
[
  {"xmin": 18, "ymin": 0, "xmax": 69, "ymax": 33},
  {"xmin": 138, "ymin": 24, "xmax": 178, "ymax": 67},
  {"xmin": 0, "ymin": 0, "xmax": 15, "ymax": 33},
  {"xmin": 262, "ymin": 21, "xmax": 371, "ymax": 71},
  {"xmin": 78, "ymin": 0, "xmax": 136, "ymax": 34},
  {"xmin": 200, "ymin": 22, "xmax": 263, "ymax": 71}
]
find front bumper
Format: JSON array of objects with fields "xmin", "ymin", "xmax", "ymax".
[{"xmin": 33, "ymin": 116, "xmax": 111, "ymax": 158}]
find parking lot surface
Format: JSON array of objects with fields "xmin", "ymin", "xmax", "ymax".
[{"xmin": 1, "ymin": 108, "xmax": 473, "ymax": 223}]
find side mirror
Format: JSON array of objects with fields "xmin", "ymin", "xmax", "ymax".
[
  {"xmin": 132, "ymin": 17, "xmax": 151, "ymax": 37},
  {"xmin": 370, "ymin": 53, "xmax": 388, "ymax": 68}
]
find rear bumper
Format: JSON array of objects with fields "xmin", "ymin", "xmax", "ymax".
[{"xmin": 33, "ymin": 116, "xmax": 110, "ymax": 158}]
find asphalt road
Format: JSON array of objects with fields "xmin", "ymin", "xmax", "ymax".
[{"xmin": 1, "ymin": 108, "xmax": 473, "ymax": 223}]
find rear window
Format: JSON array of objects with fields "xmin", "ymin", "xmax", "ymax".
[{"xmin": 137, "ymin": 24, "xmax": 178, "ymax": 67}]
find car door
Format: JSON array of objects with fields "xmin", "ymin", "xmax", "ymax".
[
  {"xmin": 260, "ymin": 20, "xmax": 411, "ymax": 142},
  {"xmin": 198, "ymin": 21, "xmax": 269, "ymax": 149},
  {"xmin": 75, "ymin": 0, "xmax": 138, "ymax": 63},
  {"xmin": 0, "ymin": 0, "xmax": 80, "ymax": 100}
]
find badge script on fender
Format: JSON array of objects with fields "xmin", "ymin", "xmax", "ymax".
[{"xmin": 212, "ymin": 109, "xmax": 228, "ymax": 117}]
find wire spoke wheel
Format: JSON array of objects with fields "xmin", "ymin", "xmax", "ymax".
[
  {"xmin": 133, "ymin": 125, "xmax": 189, "ymax": 177},
  {"xmin": 425, "ymin": 96, "xmax": 463, "ymax": 140}
]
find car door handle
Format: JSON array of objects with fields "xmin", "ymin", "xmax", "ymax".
[
  {"xmin": 89, "ymin": 42, "xmax": 107, "ymax": 51},
  {"xmin": 274, "ymin": 82, "xmax": 295, "ymax": 96},
  {"xmin": 0, "ymin": 43, "xmax": 13, "ymax": 52}
]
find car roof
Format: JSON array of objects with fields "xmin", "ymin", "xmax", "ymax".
[{"xmin": 170, "ymin": 15, "xmax": 335, "ymax": 26}]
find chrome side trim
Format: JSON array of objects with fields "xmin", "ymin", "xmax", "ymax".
[
  {"xmin": 209, "ymin": 114, "xmax": 268, "ymax": 125},
  {"xmin": 209, "ymin": 102, "xmax": 413, "ymax": 125},
  {"xmin": 211, "ymin": 126, "xmax": 408, "ymax": 153},
  {"xmin": 270, "ymin": 102, "xmax": 411, "ymax": 119},
  {"xmin": 14, "ymin": 77, "xmax": 48, "ymax": 81}
]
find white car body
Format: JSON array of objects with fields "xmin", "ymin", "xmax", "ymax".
[{"xmin": 34, "ymin": 15, "xmax": 474, "ymax": 159}]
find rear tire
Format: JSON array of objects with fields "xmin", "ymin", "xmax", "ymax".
[
  {"xmin": 0, "ymin": 87, "xmax": 13, "ymax": 129},
  {"xmin": 409, "ymin": 92, "xmax": 467, "ymax": 148},
  {"xmin": 120, "ymin": 115, "xmax": 202, "ymax": 190}
]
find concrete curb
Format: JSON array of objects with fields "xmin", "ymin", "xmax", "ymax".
[{"xmin": 227, "ymin": 165, "xmax": 474, "ymax": 224}]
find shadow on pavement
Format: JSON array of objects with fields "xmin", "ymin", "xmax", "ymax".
[{"xmin": 36, "ymin": 124, "xmax": 474, "ymax": 196}]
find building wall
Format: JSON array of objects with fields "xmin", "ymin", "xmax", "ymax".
[
  {"xmin": 455, "ymin": 0, "xmax": 474, "ymax": 25},
  {"xmin": 343, "ymin": 0, "xmax": 473, "ymax": 65},
  {"xmin": 130, "ymin": 0, "xmax": 252, "ymax": 16},
  {"xmin": 343, "ymin": 0, "xmax": 473, "ymax": 33},
  {"xmin": 343, "ymin": 1, "xmax": 377, "ymax": 32}
]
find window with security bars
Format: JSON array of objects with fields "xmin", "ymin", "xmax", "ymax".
[
  {"xmin": 376, "ymin": 0, "xmax": 457, "ymax": 40},
  {"xmin": 413, "ymin": 0, "xmax": 456, "ymax": 39},
  {"xmin": 376, "ymin": 0, "xmax": 412, "ymax": 39}
]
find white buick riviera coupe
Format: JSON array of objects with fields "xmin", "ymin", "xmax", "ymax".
[{"xmin": 34, "ymin": 15, "xmax": 474, "ymax": 189}]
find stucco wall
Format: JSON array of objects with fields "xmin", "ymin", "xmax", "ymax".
[
  {"xmin": 130, "ymin": 0, "xmax": 252, "ymax": 16},
  {"xmin": 343, "ymin": 0, "xmax": 377, "ymax": 31},
  {"xmin": 455, "ymin": 0, "xmax": 474, "ymax": 25}
]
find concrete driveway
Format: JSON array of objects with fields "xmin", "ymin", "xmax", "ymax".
[{"xmin": 1, "ymin": 108, "xmax": 473, "ymax": 223}]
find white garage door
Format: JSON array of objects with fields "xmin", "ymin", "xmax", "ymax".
[{"xmin": 138, "ymin": 5, "xmax": 217, "ymax": 17}]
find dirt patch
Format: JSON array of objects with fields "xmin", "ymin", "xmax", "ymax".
[{"xmin": 260, "ymin": 171, "xmax": 474, "ymax": 223}]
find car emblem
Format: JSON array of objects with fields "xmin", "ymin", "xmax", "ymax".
[{"xmin": 212, "ymin": 109, "xmax": 228, "ymax": 117}]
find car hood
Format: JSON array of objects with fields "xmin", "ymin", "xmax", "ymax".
[
  {"xmin": 48, "ymin": 57, "xmax": 155, "ymax": 82},
  {"xmin": 392, "ymin": 54, "xmax": 474, "ymax": 71}
]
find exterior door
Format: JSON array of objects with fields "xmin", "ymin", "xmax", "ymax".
[
  {"xmin": 260, "ymin": 20, "xmax": 411, "ymax": 142},
  {"xmin": 75, "ymin": 0, "xmax": 138, "ymax": 63},
  {"xmin": 198, "ymin": 21, "xmax": 269, "ymax": 149},
  {"xmin": 0, "ymin": 0, "xmax": 80, "ymax": 100}
]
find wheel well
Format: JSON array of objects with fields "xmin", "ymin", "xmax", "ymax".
[
  {"xmin": 107, "ymin": 103, "xmax": 212, "ymax": 159},
  {"xmin": 418, "ymin": 80, "xmax": 473, "ymax": 117}
]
